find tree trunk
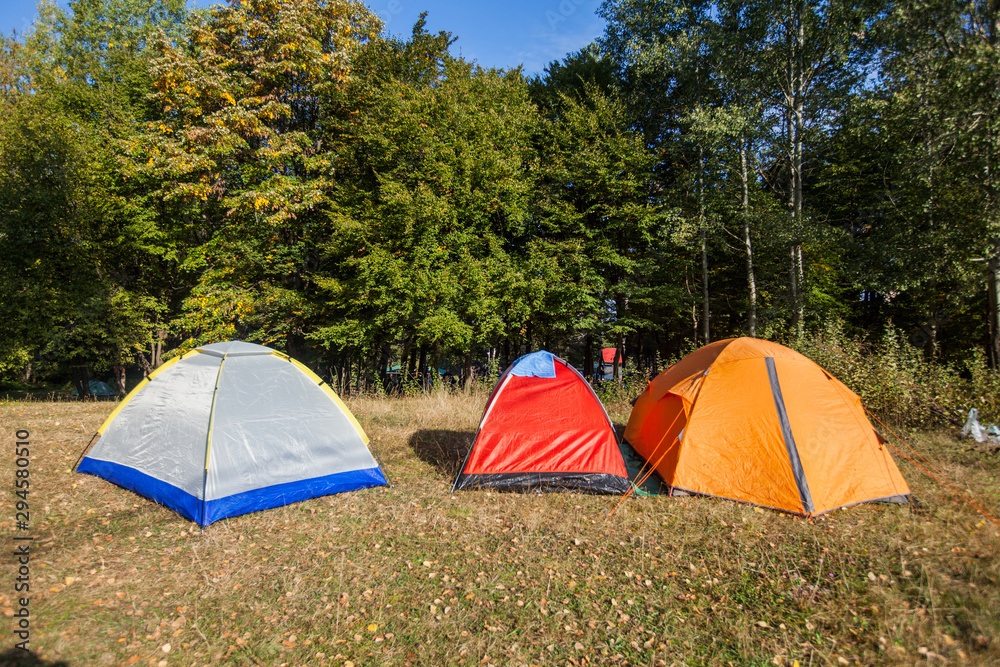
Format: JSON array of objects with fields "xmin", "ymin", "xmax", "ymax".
[
  {"xmin": 378, "ymin": 343, "xmax": 391, "ymax": 392},
  {"xmin": 741, "ymin": 140, "xmax": 757, "ymax": 337},
  {"xmin": 987, "ymin": 1, "xmax": 998, "ymax": 368},
  {"xmin": 789, "ymin": 243, "xmax": 804, "ymax": 335},
  {"xmin": 613, "ymin": 333, "xmax": 623, "ymax": 383},
  {"xmin": 790, "ymin": 3, "xmax": 806, "ymax": 336},
  {"xmin": 113, "ymin": 364, "xmax": 127, "ymax": 398},
  {"xmin": 73, "ymin": 366, "xmax": 92, "ymax": 400},
  {"xmin": 784, "ymin": 0, "xmax": 806, "ymax": 336},
  {"xmin": 990, "ymin": 255, "xmax": 1000, "ymax": 369},
  {"xmin": 686, "ymin": 267, "xmax": 698, "ymax": 344},
  {"xmin": 418, "ymin": 347, "xmax": 428, "ymax": 392},
  {"xmin": 796, "ymin": 245, "xmax": 804, "ymax": 332},
  {"xmin": 652, "ymin": 331, "xmax": 660, "ymax": 374},
  {"xmin": 399, "ymin": 336, "xmax": 412, "ymax": 390},
  {"xmin": 138, "ymin": 353, "xmax": 153, "ymax": 377},
  {"xmin": 342, "ymin": 349, "xmax": 352, "ymax": 397},
  {"xmin": 399, "ymin": 337, "xmax": 410, "ymax": 373},
  {"xmin": 525, "ymin": 320, "xmax": 533, "ymax": 355},
  {"xmin": 918, "ymin": 317, "xmax": 939, "ymax": 359},
  {"xmin": 584, "ymin": 333, "xmax": 594, "ymax": 383},
  {"xmin": 152, "ymin": 329, "xmax": 167, "ymax": 369},
  {"xmin": 691, "ymin": 302, "xmax": 699, "ymax": 347},
  {"xmin": 462, "ymin": 349, "xmax": 473, "ymax": 393},
  {"xmin": 286, "ymin": 332, "xmax": 305, "ymax": 363},
  {"xmin": 926, "ymin": 137, "xmax": 935, "ymax": 233},
  {"xmin": 406, "ymin": 344, "xmax": 418, "ymax": 383},
  {"xmin": 699, "ymin": 146, "xmax": 710, "ymax": 344},
  {"xmin": 502, "ymin": 338, "xmax": 511, "ymax": 371}
]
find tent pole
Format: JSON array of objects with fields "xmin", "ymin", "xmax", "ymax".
[
  {"xmin": 73, "ymin": 432, "xmax": 101, "ymax": 472},
  {"xmin": 369, "ymin": 446, "xmax": 393, "ymax": 488},
  {"xmin": 202, "ymin": 356, "xmax": 226, "ymax": 527}
]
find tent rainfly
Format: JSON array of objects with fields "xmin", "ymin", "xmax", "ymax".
[
  {"xmin": 77, "ymin": 341, "xmax": 387, "ymax": 526},
  {"xmin": 624, "ymin": 337, "xmax": 910, "ymax": 516},
  {"xmin": 452, "ymin": 350, "xmax": 630, "ymax": 494}
]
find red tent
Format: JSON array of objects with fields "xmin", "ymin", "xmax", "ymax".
[{"xmin": 452, "ymin": 351, "xmax": 630, "ymax": 494}]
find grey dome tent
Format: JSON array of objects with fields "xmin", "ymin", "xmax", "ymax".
[{"xmin": 77, "ymin": 341, "xmax": 386, "ymax": 526}]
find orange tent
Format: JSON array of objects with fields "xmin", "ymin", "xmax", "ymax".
[{"xmin": 625, "ymin": 337, "xmax": 910, "ymax": 516}]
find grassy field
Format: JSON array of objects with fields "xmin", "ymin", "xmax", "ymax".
[{"xmin": 0, "ymin": 391, "xmax": 998, "ymax": 666}]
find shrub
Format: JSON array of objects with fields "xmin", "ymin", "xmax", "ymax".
[{"xmin": 787, "ymin": 320, "xmax": 998, "ymax": 429}]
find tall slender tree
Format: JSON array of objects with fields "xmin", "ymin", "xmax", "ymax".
[{"xmin": 599, "ymin": 0, "xmax": 720, "ymax": 344}]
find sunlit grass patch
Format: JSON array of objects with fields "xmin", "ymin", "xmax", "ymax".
[{"xmin": 0, "ymin": 395, "xmax": 997, "ymax": 665}]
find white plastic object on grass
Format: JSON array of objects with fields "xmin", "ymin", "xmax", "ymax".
[{"xmin": 961, "ymin": 408, "xmax": 986, "ymax": 443}]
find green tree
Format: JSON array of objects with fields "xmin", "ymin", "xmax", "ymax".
[
  {"xmin": 870, "ymin": 0, "xmax": 999, "ymax": 363},
  {"xmin": 0, "ymin": 0, "xmax": 187, "ymax": 393},
  {"xmin": 533, "ymin": 78, "xmax": 673, "ymax": 379},
  {"xmin": 599, "ymin": 0, "xmax": 721, "ymax": 347},
  {"xmin": 125, "ymin": 0, "xmax": 381, "ymax": 355},
  {"xmin": 312, "ymin": 19, "xmax": 539, "ymax": 390},
  {"xmin": 600, "ymin": 0, "xmax": 881, "ymax": 339},
  {"xmin": 527, "ymin": 44, "xmax": 617, "ymax": 112},
  {"xmin": 768, "ymin": 0, "xmax": 877, "ymax": 334}
]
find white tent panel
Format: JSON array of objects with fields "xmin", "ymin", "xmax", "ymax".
[
  {"xmin": 88, "ymin": 352, "xmax": 220, "ymax": 497},
  {"xmin": 207, "ymin": 353, "xmax": 379, "ymax": 500}
]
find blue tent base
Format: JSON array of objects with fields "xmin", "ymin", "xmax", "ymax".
[{"xmin": 78, "ymin": 457, "xmax": 387, "ymax": 526}]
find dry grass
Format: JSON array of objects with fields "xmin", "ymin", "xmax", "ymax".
[{"xmin": 0, "ymin": 392, "xmax": 998, "ymax": 666}]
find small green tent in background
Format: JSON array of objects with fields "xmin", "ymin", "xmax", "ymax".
[
  {"xmin": 71, "ymin": 380, "xmax": 117, "ymax": 397},
  {"xmin": 618, "ymin": 440, "xmax": 668, "ymax": 496}
]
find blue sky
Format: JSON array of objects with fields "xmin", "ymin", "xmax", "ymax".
[{"xmin": 0, "ymin": 0, "xmax": 605, "ymax": 75}]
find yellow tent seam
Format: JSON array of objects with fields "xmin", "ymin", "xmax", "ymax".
[{"xmin": 202, "ymin": 355, "xmax": 226, "ymax": 525}]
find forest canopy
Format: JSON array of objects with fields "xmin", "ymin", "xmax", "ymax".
[{"xmin": 1, "ymin": 0, "xmax": 998, "ymax": 397}]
